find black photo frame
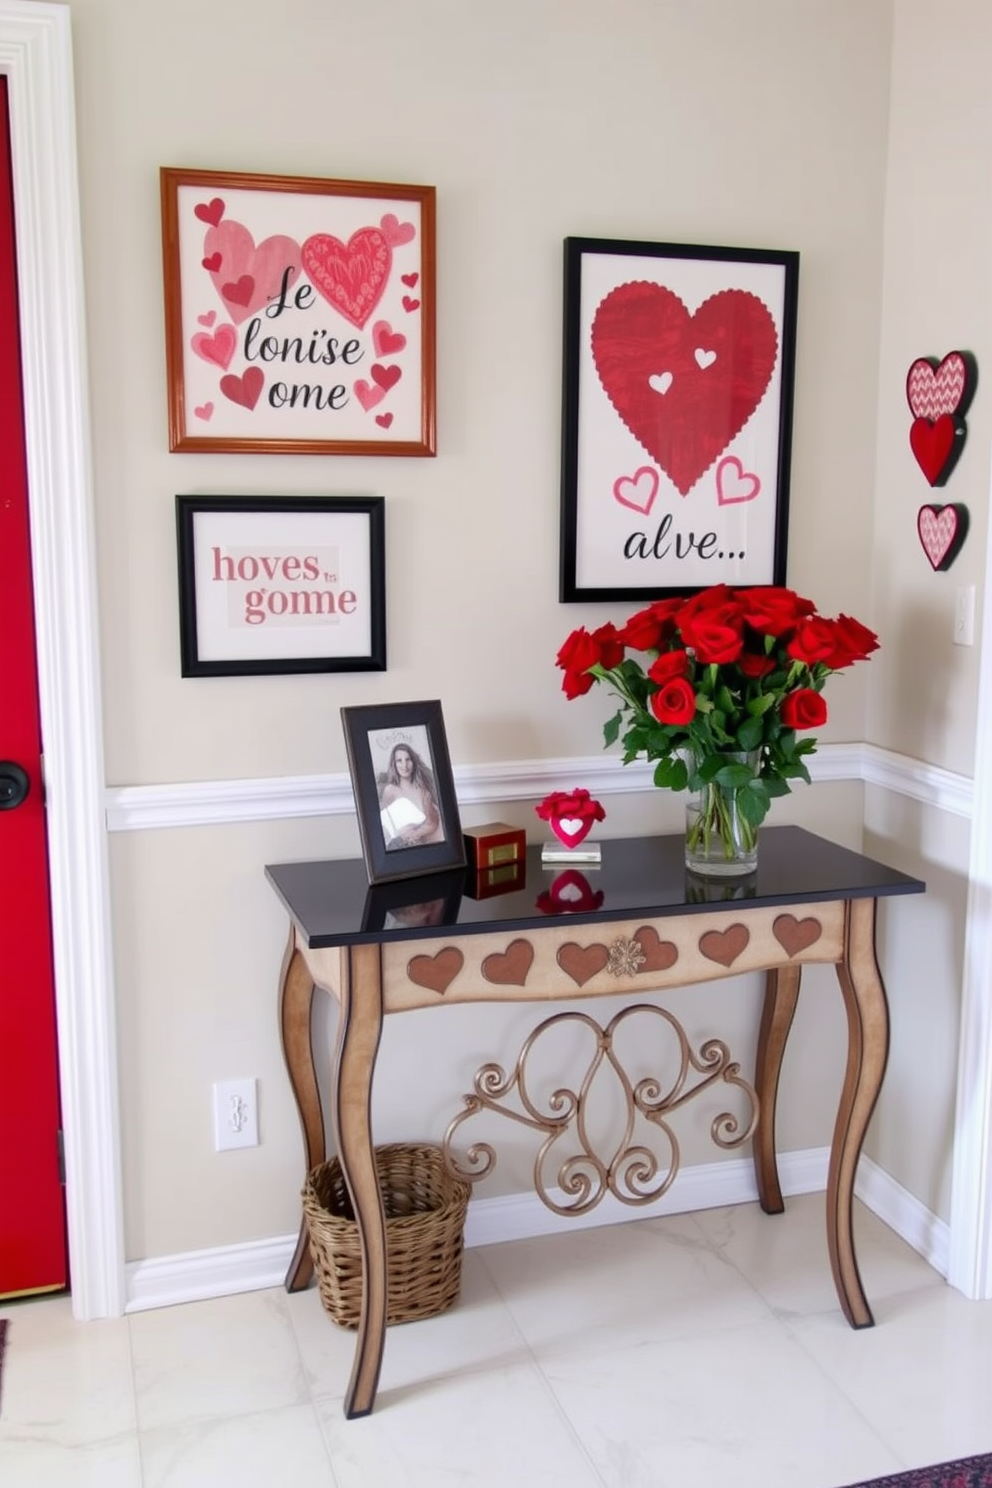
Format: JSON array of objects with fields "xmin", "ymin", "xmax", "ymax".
[
  {"xmin": 176, "ymin": 495, "xmax": 385, "ymax": 677},
  {"xmin": 341, "ymin": 699, "xmax": 465, "ymax": 885},
  {"xmin": 560, "ymin": 236, "xmax": 799, "ymax": 602},
  {"xmin": 361, "ymin": 869, "xmax": 465, "ymax": 934}
]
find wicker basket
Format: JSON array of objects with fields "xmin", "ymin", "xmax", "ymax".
[{"xmin": 302, "ymin": 1143, "xmax": 471, "ymax": 1329}]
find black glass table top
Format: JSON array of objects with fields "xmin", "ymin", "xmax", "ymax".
[{"xmin": 265, "ymin": 826, "xmax": 926, "ymax": 950}]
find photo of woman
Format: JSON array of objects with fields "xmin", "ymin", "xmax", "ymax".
[{"xmin": 370, "ymin": 730, "xmax": 446, "ymax": 851}]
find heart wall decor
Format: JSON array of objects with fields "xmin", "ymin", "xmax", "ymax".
[
  {"xmin": 905, "ymin": 350, "xmax": 977, "ymax": 487},
  {"xmin": 560, "ymin": 238, "xmax": 799, "ymax": 602},
  {"xmin": 917, "ymin": 503, "xmax": 969, "ymax": 571}
]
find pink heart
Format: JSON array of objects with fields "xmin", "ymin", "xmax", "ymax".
[
  {"xmin": 917, "ymin": 504, "xmax": 968, "ymax": 571},
  {"xmin": 301, "ymin": 228, "xmax": 391, "ymax": 329},
  {"xmin": 401, "ymin": 272, "xmax": 419, "ymax": 288},
  {"xmin": 716, "ymin": 455, "xmax": 761, "ymax": 504},
  {"xmin": 191, "ymin": 323, "xmax": 237, "ymax": 370},
  {"xmin": 375, "ymin": 412, "xmax": 394, "ymax": 429},
  {"xmin": 354, "ymin": 379, "xmax": 385, "ymax": 411},
  {"xmin": 219, "ymin": 367, "xmax": 264, "ymax": 410},
  {"xmin": 372, "ymin": 320, "xmax": 406, "ymax": 357},
  {"xmin": 550, "ymin": 816, "xmax": 593, "ymax": 850},
  {"xmin": 380, "ymin": 212, "xmax": 415, "ymax": 247},
  {"xmin": 906, "ymin": 353, "xmax": 971, "ymax": 421},
  {"xmin": 613, "ymin": 466, "xmax": 659, "ymax": 515},
  {"xmin": 197, "ymin": 310, "xmax": 217, "ymax": 327},
  {"xmin": 202, "ymin": 220, "xmax": 302, "ymax": 326},
  {"xmin": 402, "ymin": 295, "xmax": 420, "ymax": 313},
  {"xmin": 194, "ymin": 402, "xmax": 214, "ymax": 421}
]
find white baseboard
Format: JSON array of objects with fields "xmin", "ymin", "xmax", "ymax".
[{"xmin": 124, "ymin": 1145, "xmax": 947, "ymax": 1312}]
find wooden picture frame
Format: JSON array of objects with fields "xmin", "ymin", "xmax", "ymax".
[
  {"xmin": 161, "ymin": 168, "xmax": 435, "ymax": 455},
  {"xmin": 176, "ymin": 495, "xmax": 385, "ymax": 676},
  {"xmin": 560, "ymin": 236, "xmax": 799, "ymax": 601},
  {"xmin": 341, "ymin": 700, "xmax": 464, "ymax": 885}
]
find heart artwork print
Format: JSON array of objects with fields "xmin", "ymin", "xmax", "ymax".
[
  {"xmin": 162, "ymin": 170, "xmax": 434, "ymax": 453},
  {"xmin": 591, "ymin": 283, "xmax": 779, "ymax": 496}
]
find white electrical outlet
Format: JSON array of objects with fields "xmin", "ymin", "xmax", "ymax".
[
  {"xmin": 954, "ymin": 585, "xmax": 976, "ymax": 647},
  {"xmin": 212, "ymin": 1078, "xmax": 258, "ymax": 1151}
]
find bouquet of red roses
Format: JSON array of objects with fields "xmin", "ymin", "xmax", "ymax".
[{"xmin": 556, "ymin": 584, "xmax": 879, "ymax": 838}]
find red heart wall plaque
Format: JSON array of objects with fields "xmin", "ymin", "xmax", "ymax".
[
  {"xmin": 591, "ymin": 284, "xmax": 779, "ymax": 496},
  {"xmin": 909, "ymin": 413, "xmax": 966, "ymax": 487},
  {"xmin": 917, "ymin": 504, "xmax": 969, "ymax": 571}
]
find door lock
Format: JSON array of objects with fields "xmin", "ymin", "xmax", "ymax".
[{"xmin": 0, "ymin": 761, "xmax": 30, "ymax": 810}]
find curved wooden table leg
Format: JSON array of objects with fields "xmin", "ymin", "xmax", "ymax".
[
  {"xmin": 753, "ymin": 964, "xmax": 802, "ymax": 1214},
  {"xmin": 334, "ymin": 942, "xmax": 387, "ymax": 1420},
  {"xmin": 829, "ymin": 897, "xmax": 890, "ymax": 1328},
  {"xmin": 279, "ymin": 927, "xmax": 326, "ymax": 1292}
]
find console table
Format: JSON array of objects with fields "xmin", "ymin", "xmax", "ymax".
[{"xmin": 266, "ymin": 826, "xmax": 924, "ymax": 1418}]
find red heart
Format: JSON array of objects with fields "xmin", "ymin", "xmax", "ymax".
[
  {"xmin": 909, "ymin": 414, "xmax": 961, "ymax": 486},
  {"xmin": 219, "ymin": 367, "xmax": 264, "ymax": 410},
  {"xmin": 221, "ymin": 274, "xmax": 255, "ymax": 308},
  {"xmin": 906, "ymin": 352, "xmax": 973, "ymax": 421},
  {"xmin": 401, "ymin": 272, "xmax": 419, "ymax": 288},
  {"xmin": 591, "ymin": 284, "xmax": 778, "ymax": 496},
  {"xmin": 301, "ymin": 228, "xmax": 391, "ymax": 329},
  {"xmin": 194, "ymin": 197, "xmax": 225, "ymax": 227},
  {"xmin": 402, "ymin": 295, "xmax": 420, "ymax": 313},
  {"xmin": 549, "ymin": 815, "xmax": 593, "ymax": 850},
  {"xmin": 371, "ymin": 362, "xmax": 401, "ymax": 392},
  {"xmin": 375, "ymin": 412, "xmax": 394, "ymax": 429},
  {"xmin": 917, "ymin": 504, "xmax": 968, "ymax": 571},
  {"xmin": 201, "ymin": 252, "xmax": 222, "ymax": 272}
]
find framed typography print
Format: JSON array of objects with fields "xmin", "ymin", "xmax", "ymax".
[
  {"xmin": 341, "ymin": 700, "xmax": 464, "ymax": 885},
  {"xmin": 176, "ymin": 495, "xmax": 385, "ymax": 676},
  {"xmin": 560, "ymin": 237, "xmax": 799, "ymax": 602},
  {"xmin": 161, "ymin": 168, "xmax": 435, "ymax": 455}
]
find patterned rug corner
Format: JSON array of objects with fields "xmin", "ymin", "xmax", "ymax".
[{"xmin": 840, "ymin": 1453, "xmax": 992, "ymax": 1488}]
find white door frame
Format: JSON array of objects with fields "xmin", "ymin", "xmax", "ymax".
[
  {"xmin": 1, "ymin": 0, "xmax": 990, "ymax": 1317},
  {"xmin": 0, "ymin": 0, "xmax": 123, "ymax": 1318}
]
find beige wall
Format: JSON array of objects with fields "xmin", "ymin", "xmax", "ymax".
[{"xmin": 66, "ymin": 0, "xmax": 982, "ymax": 1263}]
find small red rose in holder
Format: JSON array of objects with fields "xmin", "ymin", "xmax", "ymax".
[{"xmin": 535, "ymin": 789, "xmax": 606, "ymax": 851}]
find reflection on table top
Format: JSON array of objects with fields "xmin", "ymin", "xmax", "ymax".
[{"xmin": 265, "ymin": 826, "xmax": 926, "ymax": 950}]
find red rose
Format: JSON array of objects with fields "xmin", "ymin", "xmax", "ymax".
[
  {"xmin": 535, "ymin": 789, "xmax": 606, "ymax": 825},
  {"xmin": 738, "ymin": 650, "xmax": 776, "ymax": 678},
  {"xmin": 820, "ymin": 615, "xmax": 880, "ymax": 669},
  {"xmin": 556, "ymin": 624, "xmax": 623, "ymax": 697},
  {"xmin": 736, "ymin": 585, "xmax": 815, "ymax": 637},
  {"xmin": 679, "ymin": 604, "xmax": 744, "ymax": 664},
  {"xmin": 650, "ymin": 677, "xmax": 696, "ymax": 725},
  {"xmin": 647, "ymin": 648, "xmax": 689, "ymax": 684},
  {"xmin": 786, "ymin": 617, "xmax": 837, "ymax": 666},
  {"xmin": 590, "ymin": 621, "xmax": 624, "ymax": 670},
  {"xmin": 780, "ymin": 688, "xmax": 827, "ymax": 729},
  {"xmin": 617, "ymin": 606, "xmax": 664, "ymax": 651}
]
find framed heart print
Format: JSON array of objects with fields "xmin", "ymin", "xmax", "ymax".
[
  {"xmin": 560, "ymin": 237, "xmax": 799, "ymax": 601},
  {"xmin": 160, "ymin": 168, "xmax": 435, "ymax": 455}
]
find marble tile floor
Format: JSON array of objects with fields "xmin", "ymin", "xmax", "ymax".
[{"xmin": 2, "ymin": 1193, "xmax": 991, "ymax": 1488}]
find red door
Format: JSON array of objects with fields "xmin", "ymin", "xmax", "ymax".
[{"xmin": 0, "ymin": 75, "xmax": 68, "ymax": 1297}]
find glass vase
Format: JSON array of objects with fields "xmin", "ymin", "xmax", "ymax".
[{"xmin": 683, "ymin": 749, "xmax": 761, "ymax": 878}]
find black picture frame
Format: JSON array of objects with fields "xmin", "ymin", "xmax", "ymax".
[
  {"xmin": 560, "ymin": 236, "xmax": 799, "ymax": 602},
  {"xmin": 176, "ymin": 495, "xmax": 385, "ymax": 676},
  {"xmin": 341, "ymin": 699, "xmax": 465, "ymax": 885}
]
